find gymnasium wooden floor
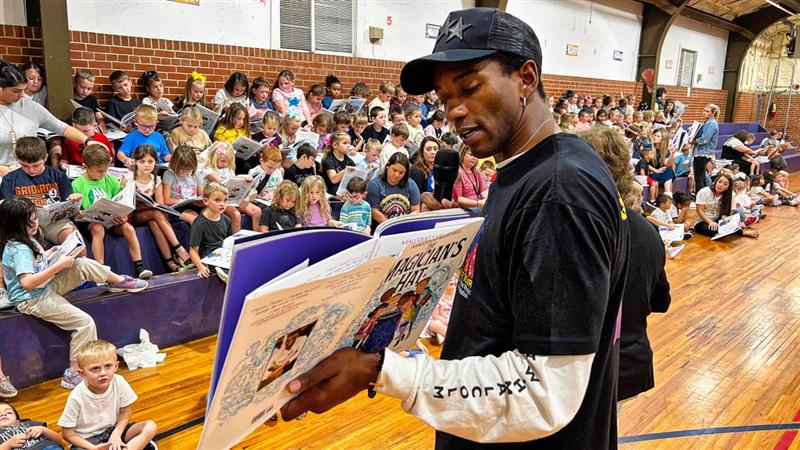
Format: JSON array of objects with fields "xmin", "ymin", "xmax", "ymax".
[{"xmin": 11, "ymin": 174, "xmax": 800, "ymax": 449}]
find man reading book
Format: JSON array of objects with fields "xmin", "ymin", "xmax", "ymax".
[{"xmin": 280, "ymin": 8, "xmax": 629, "ymax": 450}]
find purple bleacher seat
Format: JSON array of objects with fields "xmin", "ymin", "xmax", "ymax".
[{"xmin": 0, "ymin": 271, "xmax": 226, "ymax": 388}]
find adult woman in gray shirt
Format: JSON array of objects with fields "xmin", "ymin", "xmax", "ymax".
[{"xmin": 0, "ymin": 60, "xmax": 88, "ymax": 176}]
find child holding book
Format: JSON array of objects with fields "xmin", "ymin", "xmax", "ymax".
[
  {"xmin": 253, "ymin": 111, "xmax": 282, "ymax": 148},
  {"xmin": 162, "ymin": 145, "xmax": 204, "ymax": 225},
  {"xmin": 367, "ymin": 81, "xmax": 394, "ymax": 116},
  {"xmin": 131, "ymin": 144, "xmax": 192, "ymax": 272},
  {"xmin": 349, "ymin": 113, "xmax": 369, "ymax": 151},
  {"xmin": 21, "ymin": 62, "xmax": 46, "ymax": 106},
  {"xmin": 284, "ymin": 144, "xmax": 319, "ymax": 187},
  {"xmin": 297, "ymin": 175, "xmax": 341, "ymax": 227},
  {"xmin": 140, "ymin": 70, "xmax": 173, "ymax": 114},
  {"xmin": 118, "ymin": 105, "xmax": 171, "ymax": 167},
  {"xmin": 279, "ymin": 115, "xmax": 302, "ymax": 153},
  {"xmin": 311, "ymin": 113, "xmax": 333, "ymax": 156},
  {"xmin": 249, "ymin": 146, "xmax": 284, "ymax": 207},
  {"xmin": 106, "ymin": 70, "xmax": 140, "ymax": 130},
  {"xmin": 0, "ymin": 402, "xmax": 63, "ymax": 449},
  {"xmin": 391, "ymin": 85, "xmax": 408, "ymax": 111},
  {"xmin": 424, "ymin": 109, "xmax": 446, "ymax": 139},
  {"xmin": 213, "ymin": 72, "xmax": 249, "ymax": 113},
  {"xmin": 258, "ymin": 180, "xmax": 300, "ymax": 232},
  {"xmin": 200, "ymin": 143, "xmax": 261, "ymax": 232},
  {"xmin": 339, "ymin": 177, "xmax": 371, "ymax": 234},
  {"xmin": 768, "ymin": 170, "xmax": 800, "ymax": 206},
  {"xmin": 0, "ymin": 137, "xmax": 83, "ymax": 247},
  {"xmin": 321, "ymin": 74, "xmax": 342, "ymax": 109},
  {"xmin": 58, "ymin": 340, "xmax": 157, "ymax": 450},
  {"xmin": 174, "ymin": 71, "xmax": 207, "ymax": 110},
  {"xmin": 72, "ymin": 144, "xmax": 153, "ymax": 279},
  {"xmin": 62, "ymin": 107, "xmax": 113, "ymax": 168},
  {"xmin": 169, "ymin": 106, "xmax": 212, "ymax": 153},
  {"xmin": 321, "ymin": 131, "xmax": 355, "ymax": 195},
  {"xmin": 73, "ymin": 69, "xmax": 107, "ymax": 133},
  {"xmin": 357, "ymin": 138, "xmax": 381, "ymax": 174},
  {"xmin": 249, "ymin": 77, "xmax": 273, "ymax": 122},
  {"xmin": 271, "ymin": 70, "xmax": 313, "ymax": 124},
  {"xmin": 0, "ymin": 197, "xmax": 147, "ymax": 389},
  {"xmin": 189, "ymin": 182, "xmax": 232, "ymax": 278},
  {"xmin": 306, "ymin": 84, "xmax": 325, "ymax": 118},
  {"xmin": 214, "ymin": 103, "xmax": 250, "ymax": 144}
]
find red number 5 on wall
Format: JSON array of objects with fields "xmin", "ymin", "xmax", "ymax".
[{"xmin": 386, "ymin": 16, "xmax": 392, "ymax": 26}]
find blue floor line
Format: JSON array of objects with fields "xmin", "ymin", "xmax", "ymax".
[{"xmin": 619, "ymin": 422, "xmax": 800, "ymax": 443}]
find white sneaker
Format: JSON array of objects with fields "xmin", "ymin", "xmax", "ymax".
[{"xmin": 0, "ymin": 288, "xmax": 11, "ymax": 310}]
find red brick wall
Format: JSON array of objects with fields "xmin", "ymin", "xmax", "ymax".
[
  {"xmin": 0, "ymin": 25, "xmax": 42, "ymax": 65},
  {"xmin": 68, "ymin": 30, "xmax": 404, "ymax": 107},
  {"xmin": 762, "ymin": 94, "xmax": 800, "ymax": 144},
  {"xmin": 733, "ymin": 92, "xmax": 758, "ymax": 123},
  {"xmin": 2, "ymin": 25, "xmax": 735, "ymax": 124}
]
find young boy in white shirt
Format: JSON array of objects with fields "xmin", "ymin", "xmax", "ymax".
[
  {"xmin": 379, "ymin": 123, "xmax": 409, "ymax": 171},
  {"xmin": 58, "ymin": 340, "xmax": 157, "ymax": 450}
]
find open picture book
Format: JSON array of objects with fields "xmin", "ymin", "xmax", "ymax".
[
  {"xmin": 46, "ymin": 230, "xmax": 85, "ymax": 267},
  {"xmin": 76, "ymin": 183, "xmax": 135, "ymax": 228},
  {"xmin": 712, "ymin": 214, "xmax": 742, "ymax": 240},
  {"xmin": 198, "ymin": 209, "xmax": 482, "ymax": 450},
  {"xmin": 36, "ymin": 200, "xmax": 81, "ymax": 226}
]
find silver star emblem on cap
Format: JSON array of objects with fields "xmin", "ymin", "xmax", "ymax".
[{"xmin": 440, "ymin": 16, "xmax": 472, "ymax": 43}]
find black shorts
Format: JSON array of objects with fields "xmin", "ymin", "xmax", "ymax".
[{"xmin": 69, "ymin": 423, "xmax": 135, "ymax": 450}]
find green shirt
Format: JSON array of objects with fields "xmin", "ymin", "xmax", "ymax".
[{"xmin": 71, "ymin": 174, "xmax": 121, "ymax": 209}]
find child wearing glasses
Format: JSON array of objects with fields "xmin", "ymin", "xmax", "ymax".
[
  {"xmin": 339, "ymin": 177, "xmax": 371, "ymax": 234},
  {"xmin": 117, "ymin": 105, "xmax": 171, "ymax": 168}
]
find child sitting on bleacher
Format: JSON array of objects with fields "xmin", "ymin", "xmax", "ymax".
[
  {"xmin": 362, "ymin": 106, "xmax": 389, "ymax": 145},
  {"xmin": 0, "ymin": 197, "xmax": 147, "ymax": 389},
  {"xmin": 321, "ymin": 74, "xmax": 342, "ymax": 109},
  {"xmin": 297, "ymin": 175, "xmax": 341, "ymax": 228},
  {"xmin": 357, "ymin": 138, "xmax": 381, "ymax": 174},
  {"xmin": 58, "ymin": 340, "xmax": 157, "ymax": 449},
  {"xmin": 161, "ymin": 145, "xmax": 204, "ymax": 225},
  {"xmin": 272, "ymin": 70, "xmax": 313, "ymax": 125},
  {"xmin": 106, "ymin": 70, "xmax": 140, "ymax": 130},
  {"xmin": 321, "ymin": 131, "xmax": 355, "ymax": 196},
  {"xmin": 0, "ymin": 402, "xmax": 63, "ymax": 449},
  {"xmin": 379, "ymin": 123, "xmax": 409, "ymax": 171},
  {"xmin": 279, "ymin": 115, "xmax": 302, "ymax": 152},
  {"xmin": 339, "ymin": 177, "xmax": 371, "ymax": 234},
  {"xmin": 284, "ymin": 143, "xmax": 319, "ymax": 187},
  {"xmin": 424, "ymin": 109, "xmax": 446, "ymax": 139},
  {"xmin": 130, "ymin": 144, "xmax": 192, "ymax": 272},
  {"xmin": 174, "ymin": 71, "xmax": 207, "ymax": 111},
  {"xmin": 253, "ymin": 110, "xmax": 282, "ymax": 148},
  {"xmin": 635, "ymin": 147, "xmax": 659, "ymax": 206},
  {"xmin": 214, "ymin": 103, "xmax": 250, "ymax": 146},
  {"xmin": 404, "ymin": 105, "xmax": 425, "ymax": 150},
  {"xmin": 258, "ymin": 180, "xmax": 300, "ymax": 232},
  {"xmin": 348, "ymin": 112, "xmax": 368, "ymax": 152},
  {"xmin": 189, "ymin": 182, "xmax": 232, "ymax": 278},
  {"xmin": 0, "ymin": 137, "xmax": 82, "ymax": 247},
  {"xmin": 311, "ymin": 113, "xmax": 333, "ymax": 156},
  {"xmin": 72, "ymin": 69, "xmax": 107, "ymax": 134},
  {"xmin": 367, "ymin": 81, "xmax": 394, "ymax": 116},
  {"xmin": 140, "ymin": 70, "xmax": 174, "ymax": 116},
  {"xmin": 249, "ymin": 146, "xmax": 284, "ymax": 207},
  {"xmin": 213, "ymin": 72, "xmax": 249, "ymax": 113},
  {"xmin": 168, "ymin": 106, "xmax": 212, "ymax": 155},
  {"xmin": 306, "ymin": 84, "xmax": 325, "ymax": 119},
  {"xmin": 62, "ymin": 107, "xmax": 113, "ymax": 169},
  {"xmin": 72, "ymin": 144, "xmax": 153, "ymax": 279},
  {"xmin": 249, "ymin": 77, "xmax": 273, "ymax": 123},
  {"xmin": 118, "ymin": 105, "xmax": 171, "ymax": 168},
  {"xmin": 200, "ymin": 143, "xmax": 260, "ymax": 232},
  {"xmin": 761, "ymin": 129, "xmax": 791, "ymax": 171}
]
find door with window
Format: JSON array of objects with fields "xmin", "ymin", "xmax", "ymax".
[{"xmin": 677, "ymin": 49, "xmax": 697, "ymax": 87}]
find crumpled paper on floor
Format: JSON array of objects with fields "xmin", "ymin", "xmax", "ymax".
[{"xmin": 116, "ymin": 328, "xmax": 167, "ymax": 370}]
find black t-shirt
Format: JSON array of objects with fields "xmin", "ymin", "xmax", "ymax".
[
  {"xmin": 321, "ymin": 153, "xmax": 355, "ymax": 195},
  {"xmin": 106, "ymin": 95, "xmax": 140, "ymax": 120},
  {"xmin": 284, "ymin": 163, "xmax": 319, "ymax": 188},
  {"xmin": 361, "ymin": 125, "xmax": 389, "ymax": 145},
  {"xmin": 635, "ymin": 157, "xmax": 650, "ymax": 175},
  {"xmin": 438, "ymin": 133, "xmax": 629, "ymax": 450},
  {"xmin": 0, "ymin": 420, "xmax": 59, "ymax": 450},
  {"xmin": 619, "ymin": 213, "xmax": 670, "ymax": 401},
  {"xmin": 75, "ymin": 95, "xmax": 100, "ymax": 112},
  {"xmin": 260, "ymin": 207, "xmax": 299, "ymax": 231},
  {"xmin": 189, "ymin": 213, "xmax": 231, "ymax": 258}
]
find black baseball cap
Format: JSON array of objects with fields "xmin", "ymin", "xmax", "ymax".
[{"xmin": 400, "ymin": 8, "xmax": 543, "ymax": 95}]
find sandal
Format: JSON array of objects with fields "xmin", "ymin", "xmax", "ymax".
[{"xmin": 165, "ymin": 260, "xmax": 181, "ymax": 273}]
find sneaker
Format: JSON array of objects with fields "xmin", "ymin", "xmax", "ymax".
[
  {"xmin": 61, "ymin": 369, "xmax": 84, "ymax": 389},
  {"xmin": 137, "ymin": 268, "xmax": 153, "ymax": 280},
  {"xmin": 744, "ymin": 216, "xmax": 758, "ymax": 227},
  {"xmin": 215, "ymin": 266, "xmax": 229, "ymax": 284},
  {"xmin": 0, "ymin": 375, "xmax": 17, "ymax": 398},
  {"xmin": 0, "ymin": 288, "xmax": 11, "ymax": 310},
  {"xmin": 108, "ymin": 276, "xmax": 148, "ymax": 293},
  {"xmin": 667, "ymin": 244, "xmax": 686, "ymax": 259}
]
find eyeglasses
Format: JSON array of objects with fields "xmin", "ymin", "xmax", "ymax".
[{"xmin": 137, "ymin": 123, "xmax": 156, "ymax": 130}]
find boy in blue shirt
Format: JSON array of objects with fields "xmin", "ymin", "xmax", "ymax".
[
  {"xmin": 339, "ymin": 177, "xmax": 371, "ymax": 234},
  {"xmin": 117, "ymin": 104, "xmax": 171, "ymax": 168}
]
